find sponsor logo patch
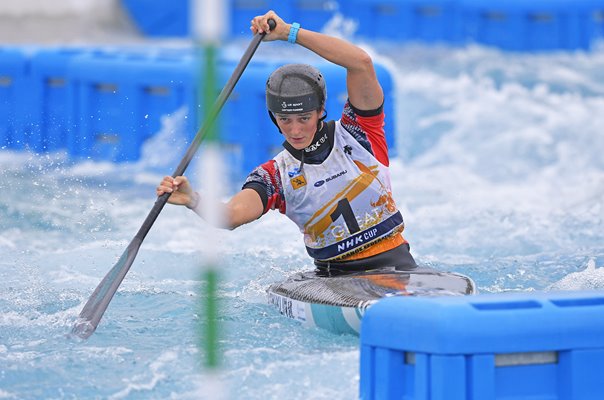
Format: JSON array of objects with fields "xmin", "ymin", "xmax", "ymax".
[
  {"xmin": 288, "ymin": 167, "xmax": 302, "ymax": 178},
  {"xmin": 290, "ymin": 175, "xmax": 307, "ymax": 190},
  {"xmin": 314, "ymin": 170, "xmax": 347, "ymax": 187}
]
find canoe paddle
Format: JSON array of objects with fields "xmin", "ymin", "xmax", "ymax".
[{"xmin": 71, "ymin": 19, "xmax": 276, "ymax": 340}]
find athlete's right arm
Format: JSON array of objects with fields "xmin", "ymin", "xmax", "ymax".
[
  {"xmin": 251, "ymin": 10, "xmax": 383, "ymax": 113},
  {"xmin": 222, "ymin": 188, "xmax": 265, "ymax": 229},
  {"xmin": 156, "ymin": 176, "xmax": 264, "ymax": 230}
]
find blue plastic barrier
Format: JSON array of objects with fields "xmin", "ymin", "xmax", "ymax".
[
  {"xmin": 67, "ymin": 49, "xmax": 200, "ymax": 162},
  {"xmin": 360, "ymin": 290, "xmax": 604, "ymax": 400},
  {"xmin": 597, "ymin": 8, "xmax": 604, "ymax": 39},
  {"xmin": 117, "ymin": 0, "xmax": 604, "ymax": 50},
  {"xmin": 27, "ymin": 48, "xmax": 93, "ymax": 153},
  {"xmin": 291, "ymin": 0, "xmax": 341, "ymax": 33},
  {"xmin": 217, "ymin": 58, "xmax": 278, "ymax": 175},
  {"xmin": 351, "ymin": 0, "xmax": 463, "ymax": 44},
  {"xmin": 461, "ymin": 0, "xmax": 604, "ymax": 51},
  {"xmin": 121, "ymin": 0, "xmax": 189, "ymax": 37},
  {"xmin": 121, "ymin": 0, "xmax": 335, "ymax": 38},
  {"xmin": 0, "ymin": 48, "xmax": 29, "ymax": 150},
  {"xmin": 229, "ymin": 0, "xmax": 293, "ymax": 36},
  {"xmin": 0, "ymin": 42, "xmax": 396, "ymax": 175}
]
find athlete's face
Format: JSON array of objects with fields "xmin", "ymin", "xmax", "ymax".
[{"xmin": 275, "ymin": 110, "xmax": 322, "ymax": 150}]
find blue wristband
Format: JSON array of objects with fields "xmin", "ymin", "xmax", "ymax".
[{"xmin": 288, "ymin": 22, "xmax": 300, "ymax": 44}]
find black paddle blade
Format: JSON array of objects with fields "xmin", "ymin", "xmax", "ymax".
[{"xmin": 70, "ymin": 240, "xmax": 141, "ymax": 339}]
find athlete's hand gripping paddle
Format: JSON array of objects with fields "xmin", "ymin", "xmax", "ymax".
[{"xmin": 71, "ymin": 19, "xmax": 277, "ymax": 340}]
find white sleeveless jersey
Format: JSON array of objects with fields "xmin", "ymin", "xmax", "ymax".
[{"xmin": 274, "ymin": 121, "xmax": 404, "ymax": 261}]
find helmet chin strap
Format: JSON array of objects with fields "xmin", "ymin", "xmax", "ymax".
[
  {"xmin": 268, "ymin": 110, "xmax": 282, "ymax": 133},
  {"xmin": 317, "ymin": 111, "xmax": 327, "ymax": 129}
]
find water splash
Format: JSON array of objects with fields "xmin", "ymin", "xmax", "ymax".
[{"xmin": 549, "ymin": 259, "xmax": 604, "ymax": 291}]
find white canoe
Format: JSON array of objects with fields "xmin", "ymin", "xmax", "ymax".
[{"xmin": 268, "ymin": 267, "xmax": 477, "ymax": 335}]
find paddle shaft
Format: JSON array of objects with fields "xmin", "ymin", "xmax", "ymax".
[{"xmin": 71, "ymin": 21, "xmax": 275, "ymax": 339}]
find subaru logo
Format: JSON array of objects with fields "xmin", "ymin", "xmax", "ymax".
[{"xmin": 314, "ymin": 180, "xmax": 325, "ymax": 187}]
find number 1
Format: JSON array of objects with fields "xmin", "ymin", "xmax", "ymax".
[{"xmin": 330, "ymin": 198, "xmax": 360, "ymax": 234}]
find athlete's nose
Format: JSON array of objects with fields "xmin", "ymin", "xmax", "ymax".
[{"xmin": 290, "ymin": 121, "xmax": 304, "ymax": 135}]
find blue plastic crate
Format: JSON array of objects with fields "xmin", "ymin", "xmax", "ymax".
[
  {"xmin": 216, "ymin": 58, "xmax": 277, "ymax": 177},
  {"xmin": 461, "ymin": 0, "xmax": 604, "ymax": 51},
  {"xmin": 67, "ymin": 49, "xmax": 199, "ymax": 162},
  {"xmin": 360, "ymin": 290, "xmax": 604, "ymax": 400},
  {"xmin": 351, "ymin": 0, "xmax": 463, "ymax": 44},
  {"xmin": 292, "ymin": 0, "xmax": 341, "ymax": 33},
  {"xmin": 229, "ymin": 0, "xmax": 293, "ymax": 36},
  {"xmin": 578, "ymin": 0, "xmax": 604, "ymax": 46},
  {"xmin": 0, "ymin": 48, "xmax": 29, "ymax": 150},
  {"xmin": 27, "ymin": 48, "xmax": 93, "ymax": 153},
  {"xmin": 596, "ymin": 8, "xmax": 604, "ymax": 39},
  {"xmin": 121, "ymin": 0, "xmax": 189, "ymax": 37}
]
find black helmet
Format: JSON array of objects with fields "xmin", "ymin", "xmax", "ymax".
[{"xmin": 266, "ymin": 64, "xmax": 326, "ymax": 114}]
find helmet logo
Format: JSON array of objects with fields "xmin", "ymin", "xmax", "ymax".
[{"xmin": 279, "ymin": 101, "xmax": 304, "ymax": 112}]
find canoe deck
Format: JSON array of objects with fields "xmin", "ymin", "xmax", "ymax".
[{"xmin": 268, "ymin": 267, "xmax": 476, "ymax": 335}]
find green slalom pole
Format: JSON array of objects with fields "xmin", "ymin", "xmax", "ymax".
[
  {"xmin": 202, "ymin": 262, "xmax": 220, "ymax": 369},
  {"xmin": 191, "ymin": 5, "xmax": 274, "ymax": 378},
  {"xmin": 199, "ymin": 42, "xmax": 220, "ymax": 371}
]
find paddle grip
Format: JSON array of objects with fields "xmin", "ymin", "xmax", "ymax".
[{"xmin": 268, "ymin": 18, "xmax": 276, "ymax": 31}]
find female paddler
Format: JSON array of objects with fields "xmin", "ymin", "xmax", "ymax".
[{"xmin": 156, "ymin": 10, "xmax": 417, "ymax": 274}]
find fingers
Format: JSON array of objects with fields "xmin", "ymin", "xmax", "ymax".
[
  {"xmin": 156, "ymin": 176, "xmax": 176, "ymax": 196},
  {"xmin": 173, "ymin": 176, "xmax": 188, "ymax": 187},
  {"xmin": 250, "ymin": 10, "xmax": 284, "ymax": 38},
  {"xmin": 157, "ymin": 176, "xmax": 192, "ymax": 198}
]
